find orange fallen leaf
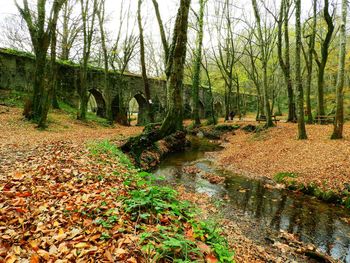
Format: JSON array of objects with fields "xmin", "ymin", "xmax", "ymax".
[
  {"xmin": 205, "ymin": 254, "xmax": 218, "ymax": 263},
  {"xmin": 104, "ymin": 250, "xmax": 114, "ymax": 262},
  {"xmin": 30, "ymin": 254, "xmax": 40, "ymax": 263},
  {"xmin": 13, "ymin": 171, "xmax": 24, "ymax": 180},
  {"xmin": 16, "ymin": 192, "xmax": 32, "ymax": 197}
]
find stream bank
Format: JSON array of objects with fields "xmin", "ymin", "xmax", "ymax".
[{"xmin": 154, "ymin": 135, "xmax": 350, "ymax": 263}]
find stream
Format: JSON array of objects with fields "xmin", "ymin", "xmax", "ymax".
[{"xmin": 154, "ymin": 137, "xmax": 350, "ymax": 262}]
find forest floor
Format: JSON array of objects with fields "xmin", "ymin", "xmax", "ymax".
[
  {"xmin": 0, "ymin": 106, "xmax": 237, "ymax": 262},
  {"xmin": 216, "ymin": 120, "xmax": 350, "ymax": 200},
  {"xmin": 1, "ymin": 106, "xmax": 346, "ymax": 262}
]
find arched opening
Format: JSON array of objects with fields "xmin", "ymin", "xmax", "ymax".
[
  {"xmin": 88, "ymin": 89, "xmax": 106, "ymax": 118},
  {"xmin": 214, "ymin": 101, "xmax": 223, "ymax": 117},
  {"xmin": 129, "ymin": 94, "xmax": 148, "ymax": 126},
  {"xmin": 199, "ymin": 100, "xmax": 205, "ymax": 119}
]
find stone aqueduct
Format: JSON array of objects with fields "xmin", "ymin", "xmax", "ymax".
[{"xmin": 0, "ymin": 48, "xmax": 254, "ymax": 124}]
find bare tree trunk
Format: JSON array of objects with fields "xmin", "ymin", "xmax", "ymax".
[
  {"xmin": 331, "ymin": 0, "xmax": 347, "ymax": 139},
  {"xmin": 191, "ymin": 0, "xmax": 206, "ymax": 126},
  {"xmin": 304, "ymin": 0, "xmax": 317, "ymax": 124},
  {"xmin": 38, "ymin": 15, "xmax": 59, "ymax": 128},
  {"xmin": 137, "ymin": 0, "xmax": 154, "ymax": 124},
  {"xmin": 16, "ymin": 0, "xmax": 65, "ymax": 127},
  {"xmin": 159, "ymin": 0, "xmax": 191, "ymax": 137},
  {"xmin": 314, "ymin": 0, "xmax": 334, "ymax": 121},
  {"xmin": 277, "ymin": 0, "xmax": 296, "ymax": 122},
  {"xmin": 252, "ymin": 0, "xmax": 273, "ymax": 127},
  {"xmin": 97, "ymin": 0, "xmax": 112, "ymax": 123},
  {"xmin": 77, "ymin": 0, "xmax": 97, "ymax": 121},
  {"xmin": 295, "ymin": 0, "xmax": 307, "ymax": 139}
]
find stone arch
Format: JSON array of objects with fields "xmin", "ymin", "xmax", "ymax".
[
  {"xmin": 129, "ymin": 93, "xmax": 148, "ymax": 126},
  {"xmin": 214, "ymin": 101, "xmax": 223, "ymax": 117},
  {"xmin": 88, "ymin": 88, "xmax": 106, "ymax": 118}
]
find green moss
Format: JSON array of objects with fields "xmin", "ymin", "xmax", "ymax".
[
  {"xmin": 214, "ymin": 124, "xmax": 240, "ymax": 132},
  {"xmin": 274, "ymin": 172, "xmax": 297, "ymax": 183},
  {"xmin": 0, "ymin": 48, "xmax": 35, "ymax": 59}
]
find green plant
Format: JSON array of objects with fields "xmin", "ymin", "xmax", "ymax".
[
  {"xmin": 89, "ymin": 140, "xmax": 133, "ymax": 168},
  {"xmin": 274, "ymin": 172, "xmax": 297, "ymax": 183},
  {"xmin": 191, "ymin": 220, "xmax": 234, "ymax": 262},
  {"xmin": 140, "ymin": 227, "xmax": 200, "ymax": 262},
  {"xmin": 123, "ymin": 185, "xmax": 194, "ymax": 222},
  {"xmin": 214, "ymin": 124, "xmax": 240, "ymax": 132},
  {"xmin": 100, "ymin": 232, "xmax": 111, "ymax": 240}
]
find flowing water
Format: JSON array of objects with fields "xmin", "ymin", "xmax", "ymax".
[{"xmin": 154, "ymin": 137, "xmax": 350, "ymax": 262}]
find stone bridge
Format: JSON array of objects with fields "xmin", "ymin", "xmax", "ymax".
[{"xmin": 0, "ymin": 48, "xmax": 254, "ymax": 124}]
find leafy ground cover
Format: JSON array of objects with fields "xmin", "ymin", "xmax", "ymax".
[
  {"xmin": 216, "ymin": 122, "xmax": 350, "ymax": 206},
  {"xmin": 0, "ymin": 106, "xmax": 234, "ymax": 262}
]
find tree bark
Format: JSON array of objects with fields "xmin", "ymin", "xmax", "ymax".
[
  {"xmin": 295, "ymin": 0, "xmax": 307, "ymax": 139},
  {"xmin": 191, "ymin": 0, "xmax": 206, "ymax": 126},
  {"xmin": 331, "ymin": 0, "xmax": 347, "ymax": 139},
  {"xmin": 159, "ymin": 0, "xmax": 191, "ymax": 137},
  {"xmin": 137, "ymin": 0, "xmax": 154, "ymax": 124},
  {"xmin": 314, "ymin": 0, "xmax": 334, "ymax": 120},
  {"xmin": 16, "ymin": 0, "xmax": 66, "ymax": 127},
  {"xmin": 277, "ymin": 0, "xmax": 296, "ymax": 122},
  {"xmin": 77, "ymin": 0, "xmax": 97, "ymax": 121},
  {"xmin": 97, "ymin": 0, "xmax": 112, "ymax": 123},
  {"xmin": 304, "ymin": 0, "xmax": 317, "ymax": 124},
  {"xmin": 252, "ymin": 0, "xmax": 273, "ymax": 127}
]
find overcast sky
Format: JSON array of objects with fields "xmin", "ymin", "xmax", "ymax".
[
  {"xmin": 0, "ymin": 0, "xmax": 316, "ymax": 45},
  {"xmin": 0, "ymin": 0, "xmax": 329, "ymax": 74}
]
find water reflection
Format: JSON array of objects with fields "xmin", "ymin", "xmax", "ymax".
[{"xmin": 154, "ymin": 144, "xmax": 350, "ymax": 262}]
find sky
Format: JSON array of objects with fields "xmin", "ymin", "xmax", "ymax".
[
  {"xmin": 0, "ymin": 0, "xmax": 316, "ymax": 44},
  {"xmin": 0, "ymin": 0, "xmax": 327, "ymax": 74}
]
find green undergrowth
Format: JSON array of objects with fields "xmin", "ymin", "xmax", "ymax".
[
  {"xmin": 214, "ymin": 124, "xmax": 240, "ymax": 132},
  {"xmin": 273, "ymin": 172, "xmax": 297, "ymax": 183},
  {"xmin": 0, "ymin": 90, "xmax": 29, "ymax": 107},
  {"xmin": 58, "ymin": 101, "xmax": 111, "ymax": 126},
  {"xmin": 273, "ymin": 172, "xmax": 350, "ymax": 209},
  {"xmin": 88, "ymin": 140, "xmax": 235, "ymax": 262}
]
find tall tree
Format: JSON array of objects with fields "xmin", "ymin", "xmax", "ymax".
[
  {"xmin": 137, "ymin": 0, "xmax": 154, "ymax": 123},
  {"xmin": 240, "ymin": 29, "xmax": 263, "ymax": 119},
  {"xmin": 212, "ymin": 0, "xmax": 239, "ymax": 121},
  {"xmin": 252, "ymin": 0, "xmax": 274, "ymax": 127},
  {"xmin": 295, "ymin": 0, "xmax": 307, "ymax": 139},
  {"xmin": 16, "ymin": 0, "xmax": 66, "ymax": 127},
  {"xmin": 191, "ymin": 0, "xmax": 206, "ymax": 126},
  {"xmin": 60, "ymin": 0, "xmax": 80, "ymax": 60},
  {"xmin": 277, "ymin": 0, "xmax": 297, "ymax": 122},
  {"xmin": 302, "ymin": 0, "xmax": 317, "ymax": 124},
  {"xmin": 158, "ymin": 0, "xmax": 191, "ymax": 137},
  {"xmin": 109, "ymin": 0, "xmax": 138, "ymax": 125},
  {"xmin": 151, "ymin": 0, "xmax": 170, "ymax": 73},
  {"xmin": 96, "ymin": 0, "xmax": 112, "ymax": 122},
  {"xmin": 77, "ymin": 0, "xmax": 97, "ymax": 120},
  {"xmin": 122, "ymin": 0, "xmax": 191, "ymax": 155},
  {"xmin": 313, "ymin": 0, "xmax": 334, "ymax": 119},
  {"xmin": 331, "ymin": 0, "xmax": 347, "ymax": 139},
  {"xmin": 151, "ymin": 0, "xmax": 170, "ymax": 110},
  {"xmin": 202, "ymin": 48, "xmax": 217, "ymax": 124}
]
